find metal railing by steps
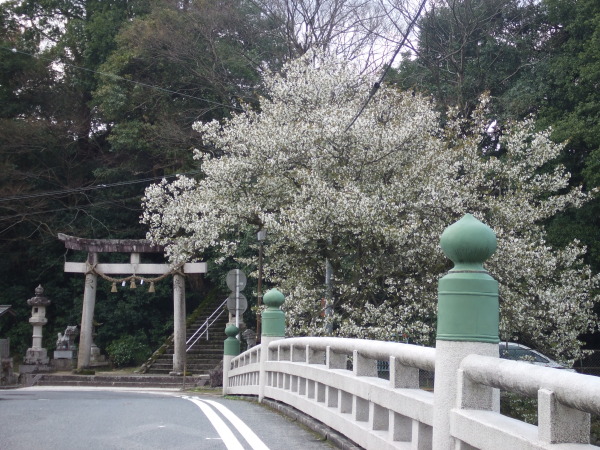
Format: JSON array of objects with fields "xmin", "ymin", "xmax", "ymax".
[
  {"xmin": 186, "ymin": 298, "xmax": 227, "ymax": 352},
  {"xmin": 139, "ymin": 298, "xmax": 229, "ymax": 375}
]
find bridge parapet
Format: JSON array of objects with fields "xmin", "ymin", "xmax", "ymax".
[
  {"xmin": 228, "ymin": 336, "xmax": 436, "ymax": 449},
  {"xmin": 222, "ymin": 215, "xmax": 600, "ymax": 449},
  {"xmin": 227, "ymin": 337, "xmax": 600, "ymax": 449},
  {"xmin": 455, "ymin": 355, "xmax": 595, "ymax": 448}
]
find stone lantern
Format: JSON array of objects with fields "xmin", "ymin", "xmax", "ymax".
[{"xmin": 21, "ymin": 285, "xmax": 52, "ymax": 371}]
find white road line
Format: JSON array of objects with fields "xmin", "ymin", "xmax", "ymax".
[
  {"xmin": 183, "ymin": 396, "xmax": 245, "ymax": 450},
  {"xmin": 199, "ymin": 399, "xmax": 270, "ymax": 450}
]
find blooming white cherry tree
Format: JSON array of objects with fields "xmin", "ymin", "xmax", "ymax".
[{"xmin": 142, "ymin": 51, "xmax": 598, "ymax": 362}]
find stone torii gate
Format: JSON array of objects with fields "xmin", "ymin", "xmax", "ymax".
[{"xmin": 58, "ymin": 234, "xmax": 206, "ymax": 373}]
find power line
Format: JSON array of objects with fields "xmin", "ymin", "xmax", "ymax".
[
  {"xmin": 0, "ymin": 172, "xmax": 199, "ymax": 203},
  {"xmin": 0, "ymin": 46, "xmax": 245, "ymax": 112},
  {"xmin": 344, "ymin": 0, "xmax": 427, "ymax": 132},
  {"xmin": 0, "ymin": 196, "xmax": 143, "ymax": 222}
]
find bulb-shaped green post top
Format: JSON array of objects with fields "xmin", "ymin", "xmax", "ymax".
[
  {"xmin": 440, "ymin": 213, "xmax": 497, "ymax": 271},
  {"xmin": 225, "ymin": 325, "xmax": 239, "ymax": 338},
  {"xmin": 437, "ymin": 214, "xmax": 499, "ymax": 343},
  {"xmin": 263, "ymin": 289, "xmax": 285, "ymax": 308},
  {"xmin": 262, "ymin": 288, "xmax": 286, "ymax": 337},
  {"xmin": 224, "ymin": 324, "xmax": 240, "ymax": 356}
]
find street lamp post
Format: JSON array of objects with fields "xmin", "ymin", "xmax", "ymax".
[{"xmin": 256, "ymin": 229, "xmax": 266, "ymax": 342}]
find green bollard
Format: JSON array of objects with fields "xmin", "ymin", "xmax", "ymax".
[
  {"xmin": 259, "ymin": 288, "xmax": 286, "ymax": 402},
  {"xmin": 261, "ymin": 289, "xmax": 286, "ymax": 338},
  {"xmin": 222, "ymin": 324, "xmax": 239, "ymax": 395},
  {"xmin": 433, "ymin": 213, "xmax": 500, "ymax": 450}
]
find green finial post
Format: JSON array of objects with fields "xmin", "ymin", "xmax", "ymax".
[
  {"xmin": 261, "ymin": 289, "xmax": 286, "ymax": 337},
  {"xmin": 437, "ymin": 214, "xmax": 499, "ymax": 343},
  {"xmin": 224, "ymin": 325, "xmax": 240, "ymax": 356}
]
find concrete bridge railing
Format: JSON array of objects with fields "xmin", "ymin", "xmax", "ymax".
[
  {"xmin": 227, "ymin": 336, "xmax": 436, "ymax": 449},
  {"xmin": 222, "ymin": 215, "xmax": 600, "ymax": 449},
  {"xmin": 225, "ymin": 335, "xmax": 600, "ymax": 449}
]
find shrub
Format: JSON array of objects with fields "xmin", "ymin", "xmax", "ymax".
[{"xmin": 106, "ymin": 334, "xmax": 151, "ymax": 368}]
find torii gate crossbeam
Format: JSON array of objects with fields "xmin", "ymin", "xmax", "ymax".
[{"xmin": 58, "ymin": 234, "xmax": 206, "ymax": 373}]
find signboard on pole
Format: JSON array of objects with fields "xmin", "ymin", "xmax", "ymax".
[{"xmin": 226, "ymin": 269, "xmax": 246, "ymax": 329}]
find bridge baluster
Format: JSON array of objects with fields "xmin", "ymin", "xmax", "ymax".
[
  {"xmin": 307, "ymin": 345, "xmax": 325, "ymax": 364},
  {"xmin": 317, "ymin": 383, "xmax": 326, "ymax": 402},
  {"xmin": 390, "ymin": 355, "xmax": 419, "ymax": 389},
  {"xmin": 326, "ymin": 346, "xmax": 346, "ymax": 369},
  {"xmin": 353, "ymin": 396, "xmax": 369, "ymax": 422},
  {"xmin": 307, "ymin": 379, "xmax": 316, "ymax": 399},
  {"xmin": 339, "ymin": 390, "xmax": 352, "ymax": 414},
  {"xmin": 370, "ymin": 403, "xmax": 389, "ymax": 431},
  {"xmin": 326, "ymin": 386, "xmax": 338, "ymax": 408},
  {"xmin": 278, "ymin": 344, "xmax": 290, "ymax": 361},
  {"xmin": 538, "ymin": 389, "xmax": 590, "ymax": 444},
  {"xmin": 412, "ymin": 421, "xmax": 433, "ymax": 449},
  {"xmin": 389, "ymin": 412, "xmax": 412, "ymax": 442},
  {"xmin": 298, "ymin": 376, "xmax": 307, "ymax": 395},
  {"xmin": 291, "ymin": 374, "xmax": 299, "ymax": 392},
  {"xmin": 353, "ymin": 350, "xmax": 377, "ymax": 377},
  {"xmin": 291, "ymin": 345, "xmax": 305, "ymax": 362}
]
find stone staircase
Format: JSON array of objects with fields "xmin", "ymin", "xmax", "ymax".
[{"xmin": 140, "ymin": 298, "xmax": 229, "ymax": 375}]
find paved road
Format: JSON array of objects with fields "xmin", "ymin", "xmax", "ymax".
[{"xmin": 0, "ymin": 387, "xmax": 335, "ymax": 450}]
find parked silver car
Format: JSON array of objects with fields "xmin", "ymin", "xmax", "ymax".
[{"xmin": 499, "ymin": 342, "xmax": 572, "ymax": 370}]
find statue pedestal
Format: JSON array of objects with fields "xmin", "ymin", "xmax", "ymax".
[
  {"xmin": 23, "ymin": 348, "xmax": 49, "ymax": 365},
  {"xmin": 52, "ymin": 349, "xmax": 76, "ymax": 371},
  {"xmin": 89, "ymin": 344, "xmax": 109, "ymax": 368},
  {"xmin": 19, "ymin": 362, "xmax": 52, "ymax": 374},
  {"xmin": 54, "ymin": 349, "xmax": 75, "ymax": 359}
]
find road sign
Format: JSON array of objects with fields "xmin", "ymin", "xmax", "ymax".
[
  {"xmin": 226, "ymin": 269, "xmax": 247, "ymax": 330},
  {"xmin": 227, "ymin": 293, "xmax": 248, "ymax": 314},
  {"xmin": 226, "ymin": 269, "xmax": 246, "ymax": 291}
]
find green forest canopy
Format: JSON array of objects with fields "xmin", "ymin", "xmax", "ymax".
[{"xmin": 0, "ymin": 0, "xmax": 598, "ymax": 362}]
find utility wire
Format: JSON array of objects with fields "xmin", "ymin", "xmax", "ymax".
[
  {"xmin": 0, "ymin": 46, "xmax": 244, "ymax": 112},
  {"xmin": 0, "ymin": 172, "xmax": 199, "ymax": 203},
  {"xmin": 0, "ymin": 197, "xmax": 142, "ymax": 222},
  {"xmin": 344, "ymin": 0, "xmax": 427, "ymax": 132},
  {"xmin": 1, "ymin": 198, "xmax": 136, "ymax": 221}
]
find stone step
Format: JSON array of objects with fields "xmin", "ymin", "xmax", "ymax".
[
  {"xmin": 21, "ymin": 373, "xmax": 209, "ymax": 389},
  {"xmin": 186, "ymin": 333, "xmax": 227, "ymax": 341},
  {"xmin": 149, "ymin": 361, "xmax": 221, "ymax": 369},
  {"xmin": 185, "ymin": 339, "xmax": 225, "ymax": 345},
  {"xmin": 147, "ymin": 368, "xmax": 178, "ymax": 375},
  {"xmin": 148, "ymin": 369, "xmax": 218, "ymax": 376},
  {"xmin": 162, "ymin": 348, "xmax": 223, "ymax": 355},
  {"xmin": 151, "ymin": 359, "xmax": 221, "ymax": 367},
  {"xmin": 187, "ymin": 347, "xmax": 224, "ymax": 352},
  {"xmin": 189, "ymin": 318, "xmax": 228, "ymax": 327},
  {"xmin": 141, "ymin": 297, "xmax": 231, "ymax": 374},
  {"xmin": 188, "ymin": 317, "xmax": 228, "ymax": 328},
  {"xmin": 151, "ymin": 352, "xmax": 221, "ymax": 358}
]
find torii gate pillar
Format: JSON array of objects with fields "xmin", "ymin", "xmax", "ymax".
[
  {"xmin": 58, "ymin": 234, "xmax": 206, "ymax": 373},
  {"xmin": 79, "ymin": 252, "xmax": 98, "ymax": 369},
  {"xmin": 173, "ymin": 273, "xmax": 186, "ymax": 373}
]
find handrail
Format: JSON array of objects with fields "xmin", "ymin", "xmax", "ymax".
[
  {"xmin": 272, "ymin": 336, "xmax": 436, "ymax": 371},
  {"xmin": 461, "ymin": 354, "xmax": 600, "ymax": 416},
  {"xmin": 186, "ymin": 298, "xmax": 227, "ymax": 352}
]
